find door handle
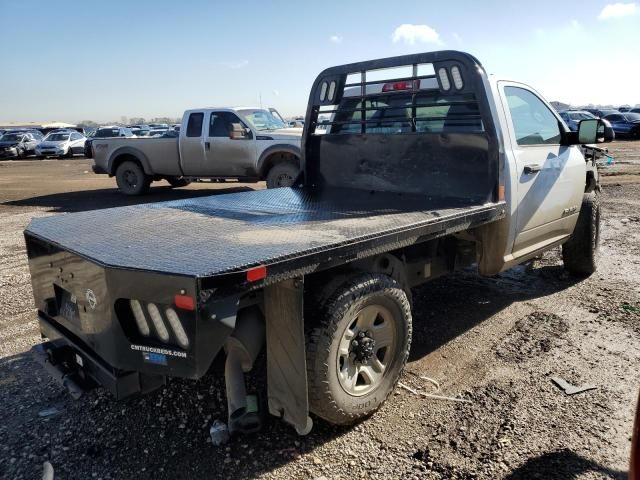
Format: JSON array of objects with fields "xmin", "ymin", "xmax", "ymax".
[
  {"xmin": 523, "ymin": 164, "xmax": 541, "ymax": 174},
  {"xmin": 205, "ymin": 141, "xmax": 210, "ymax": 151}
]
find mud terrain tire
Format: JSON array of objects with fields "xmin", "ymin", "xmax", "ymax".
[
  {"xmin": 562, "ymin": 192, "xmax": 600, "ymax": 276},
  {"xmin": 306, "ymin": 273, "xmax": 412, "ymax": 425}
]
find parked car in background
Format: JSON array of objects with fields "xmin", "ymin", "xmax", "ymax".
[
  {"xmin": 602, "ymin": 112, "xmax": 640, "ymax": 138},
  {"xmin": 630, "ymin": 108, "xmax": 640, "ymax": 114},
  {"xmin": 559, "ymin": 110, "xmax": 597, "ymax": 131},
  {"xmin": 7, "ymin": 129, "xmax": 45, "ymax": 141},
  {"xmin": 171, "ymin": 123, "xmax": 181, "ymax": 132},
  {"xmin": 618, "ymin": 106, "xmax": 632, "ymax": 113},
  {"xmin": 0, "ymin": 132, "xmax": 40, "ymax": 159},
  {"xmin": 36, "ymin": 131, "xmax": 86, "ymax": 158},
  {"xmin": 149, "ymin": 128, "xmax": 169, "ymax": 137},
  {"xmin": 131, "ymin": 128, "xmax": 150, "ymax": 137},
  {"xmin": 148, "ymin": 123, "xmax": 169, "ymax": 130},
  {"xmin": 584, "ymin": 108, "xmax": 619, "ymax": 118},
  {"xmin": 288, "ymin": 119, "xmax": 304, "ymax": 128},
  {"xmin": 129, "ymin": 125, "xmax": 151, "ymax": 137},
  {"xmin": 91, "ymin": 106, "xmax": 303, "ymax": 194},
  {"xmin": 84, "ymin": 126, "xmax": 135, "ymax": 158}
]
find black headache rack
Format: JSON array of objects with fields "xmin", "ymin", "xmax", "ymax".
[{"xmin": 302, "ymin": 50, "xmax": 502, "ymax": 204}]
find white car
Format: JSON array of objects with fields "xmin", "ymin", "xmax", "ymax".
[{"xmin": 36, "ymin": 131, "xmax": 86, "ymax": 158}]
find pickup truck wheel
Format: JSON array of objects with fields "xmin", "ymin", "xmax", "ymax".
[
  {"xmin": 115, "ymin": 161, "xmax": 150, "ymax": 196},
  {"xmin": 166, "ymin": 177, "xmax": 191, "ymax": 188},
  {"xmin": 562, "ymin": 192, "xmax": 600, "ymax": 276},
  {"xmin": 306, "ymin": 273, "xmax": 412, "ymax": 425},
  {"xmin": 265, "ymin": 162, "xmax": 299, "ymax": 189}
]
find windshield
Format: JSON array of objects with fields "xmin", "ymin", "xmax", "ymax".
[
  {"xmin": 1, "ymin": 134, "xmax": 24, "ymax": 142},
  {"xmin": 624, "ymin": 113, "xmax": 640, "ymax": 121},
  {"xmin": 237, "ymin": 109, "xmax": 287, "ymax": 131},
  {"xmin": 45, "ymin": 133, "xmax": 70, "ymax": 141}
]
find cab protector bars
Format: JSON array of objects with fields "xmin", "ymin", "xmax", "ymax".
[{"xmin": 301, "ymin": 50, "xmax": 502, "ymax": 200}]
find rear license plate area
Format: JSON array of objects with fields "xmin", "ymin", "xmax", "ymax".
[{"xmin": 54, "ymin": 284, "xmax": 80, "ymax": 325}]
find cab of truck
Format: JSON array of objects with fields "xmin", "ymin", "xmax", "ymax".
[{"xmin": 179, "ymin": 107, "xmax": 303, "ymax": 188}]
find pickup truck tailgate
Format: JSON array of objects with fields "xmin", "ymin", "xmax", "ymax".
[{"xmin": 25, "ymin": 187, "xmax": 505, "ymax": 282}]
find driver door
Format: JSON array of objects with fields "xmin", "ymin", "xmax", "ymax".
[
  {"xmin": 499, "ymin": 84, "xmax": 585, "ymax": 255},
  {"xmin": 203, "ymin": 111, "xmax": 256, "ymax": 177}
]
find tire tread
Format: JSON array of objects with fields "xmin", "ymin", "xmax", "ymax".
[{"xmin": 306, "ymin": 273, "xmax": 412, "ymax": 425}]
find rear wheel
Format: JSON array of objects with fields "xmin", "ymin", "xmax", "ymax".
[
  {"xmin": 306, "ymin": 273, "xmax": 412, "ymax": 425},
  {"xmin": 115, "ymin": 161, "xmax": 150, "ymax": 196},
  {"xmin": 562, "ymin": 192, "xmax": 600, "ymax": 276},
  {"xmin": 166, "ymin": 177, "xmax": 191, "ymax": 188},
  {"xmin": 265, "ymin": 161, "xmax": 299, "ymax": 188}
]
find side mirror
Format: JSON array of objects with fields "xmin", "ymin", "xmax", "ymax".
[
  {"xmin": 229, "ymin": 123, "xmax": 250, "ymax": 140},
  {"xmin": 577, "ymin": 119, "xmax": 598, "ymax": 144}
]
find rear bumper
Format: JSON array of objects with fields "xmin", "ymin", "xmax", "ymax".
[{"xmin": 33, "ymin": 313, "xmax": 165, "ymax": 400}]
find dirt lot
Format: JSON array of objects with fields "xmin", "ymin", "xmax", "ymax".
[{"xmin": 1, "ymin": 143, "xmax": 639, "ymax": 480}]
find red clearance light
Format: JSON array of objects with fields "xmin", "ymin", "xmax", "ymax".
[
  {"xmin": 174, "ymin": 294, "xmax": 195, "ymax": 311},
  {"xmin": 247, "ymin": 265, "xmax": 267, "ymax": 282},
  {"xmin": 382, "ymin": 79, "xmax": 420, "ymax": 92}
]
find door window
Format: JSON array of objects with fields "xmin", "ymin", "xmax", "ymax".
[
  {"xmin": 186, "ymin": 113, "xmax": 204, "ymax": 137},
  {"xmin": 504, "ymin": 87, "xmax": 561, "ymax": 146},
  {"xmin": 209, "ymin": 112, "xmax": 246, "ymax": 137}
]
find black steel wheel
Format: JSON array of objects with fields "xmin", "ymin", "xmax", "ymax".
[{"xmin": 115, "ymin": 161, "xmax": 150, "ymax": 196}]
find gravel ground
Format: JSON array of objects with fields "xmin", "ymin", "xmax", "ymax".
[{"xmin": 0, "ymin": 143, "xmax": 639, "ymax": 479}]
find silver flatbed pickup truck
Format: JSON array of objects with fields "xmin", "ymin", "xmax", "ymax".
[
  {"xmin": 26, "ymin": 50, "xmax": 614, "ymax": 437},
  {"xmin": 91, "ymin": 107, "xmax": 303, "ymax": 195}
]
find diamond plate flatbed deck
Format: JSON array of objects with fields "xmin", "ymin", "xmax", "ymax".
[{"xmin": 25, "ymin": 187, "xmax": 505, "ymax": 279}]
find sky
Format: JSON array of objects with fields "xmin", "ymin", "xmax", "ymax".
[{"xmin": 0, "ymin": 0, "xmax": 639, "ymax": 123}]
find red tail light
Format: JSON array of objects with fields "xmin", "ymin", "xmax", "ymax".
[
  {"xmin": 246, "ymin": 265, "xmax": 267, "ymax": 282},
  {"xmin": 174, "ymin": 294, "xmax": 195, "ymax": 311},
  {"xmin": 382, "ymin": 80, "xmax": 420, "ymax": 92}
]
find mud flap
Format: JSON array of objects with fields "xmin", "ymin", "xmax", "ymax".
[{"xmin": 264, "ymin": 277, "xmax": 313, "ymax": 435}]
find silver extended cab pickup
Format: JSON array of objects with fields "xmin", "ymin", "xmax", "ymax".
[{"xmin": 91, "ymin": 107, "xmax": 303, "ymax": 195}]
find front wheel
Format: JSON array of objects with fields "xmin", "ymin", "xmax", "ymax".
[
  {"xmin": 66, "ymin": 147, "xmax": 74, "ymax": 158},
  {"xmin": 265, "ymin": 161, "xmax": 299, "ymax": 189},
  {"xmin": 306, "ymin": 273, "xmax": 412, "ymax": 425},
  {"xmin": 115, "ymin": 161, "xmax": 150, "ymax": 196},
  {"xmin": 562, "ymin": 192, "xmax": 600, "ymax": 276}
]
